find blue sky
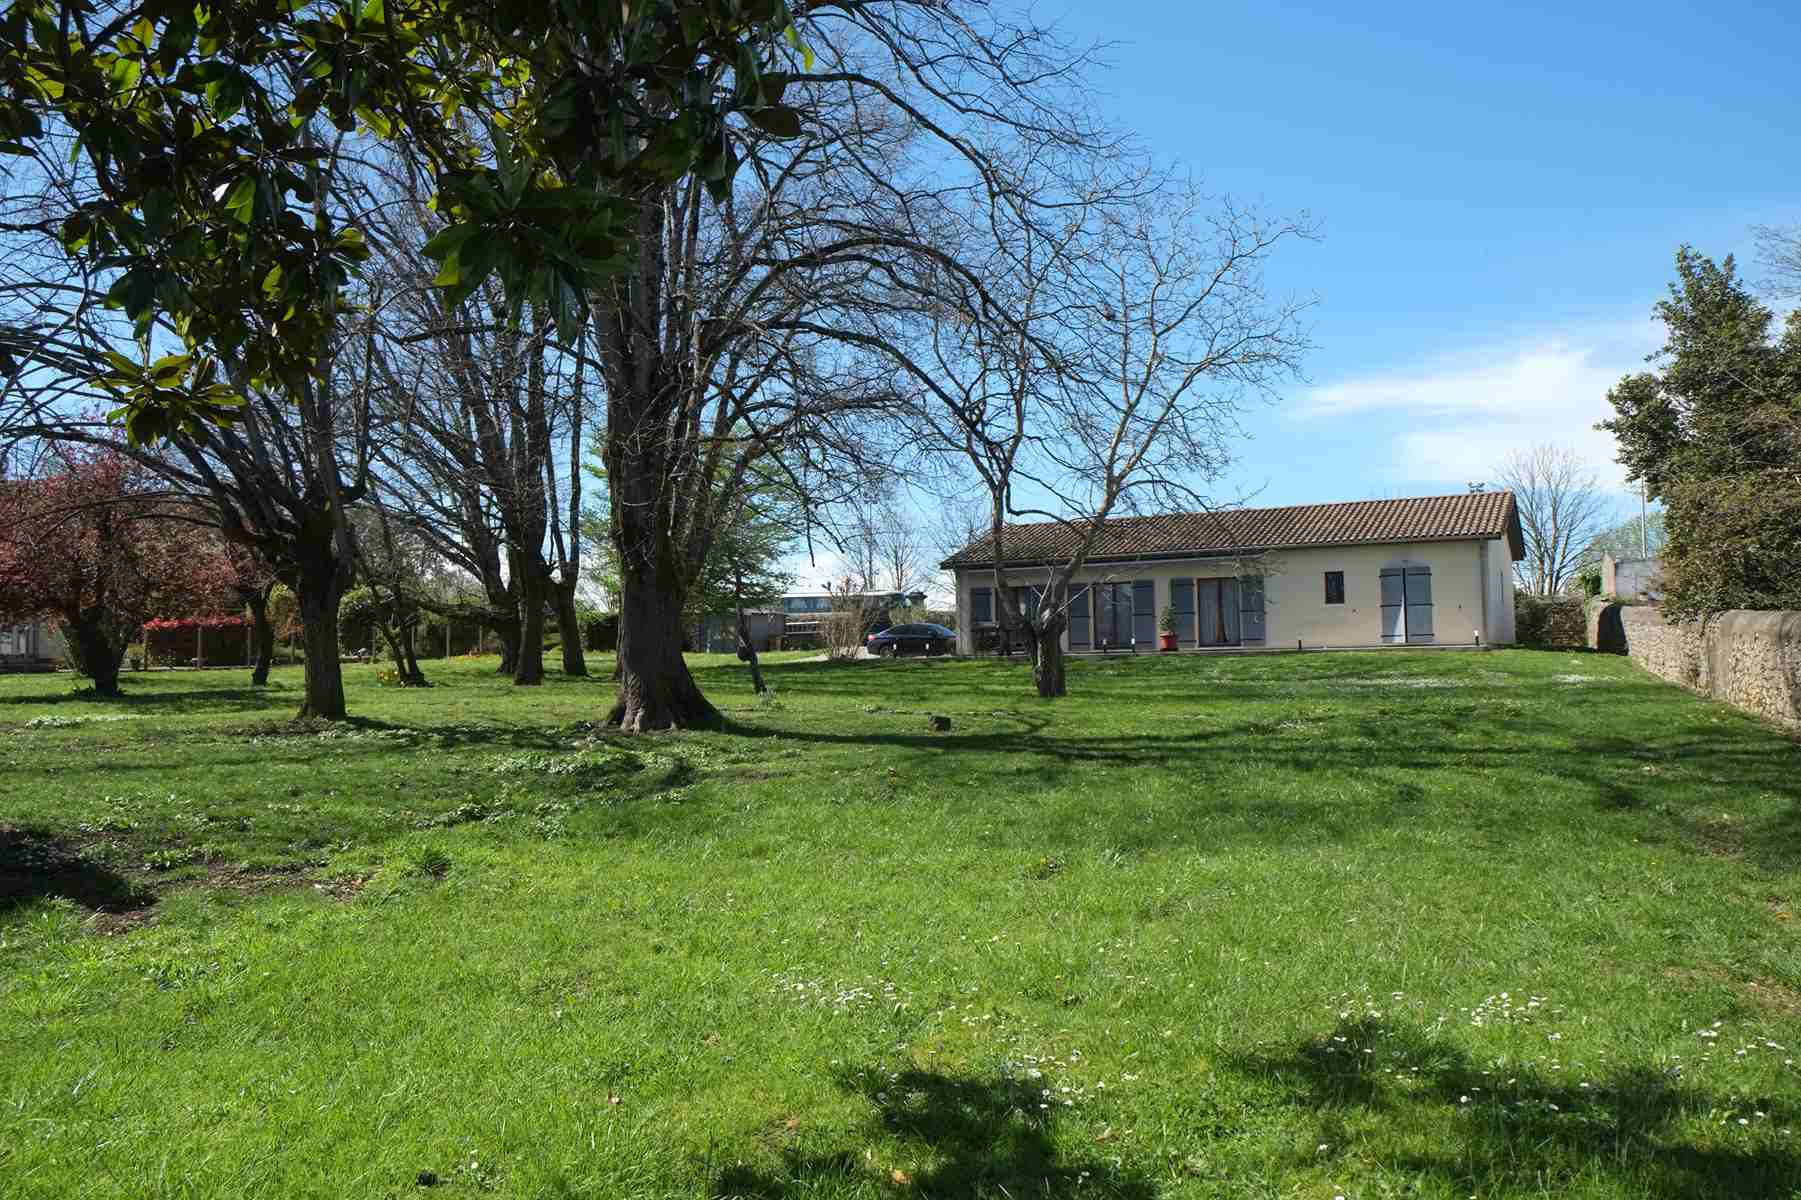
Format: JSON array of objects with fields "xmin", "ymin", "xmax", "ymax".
[{"xmin": 1044, "ymin": 0, "xmax": 1799, "ymax": 508}]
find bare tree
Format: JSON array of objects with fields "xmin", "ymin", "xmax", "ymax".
[
  {"xmin": 1752, "ymin": 223, "xmax": 1801, "ymax": 299},
  {"xmin": 586, "ymin": 3, "xmax": 1147, "ymax": 729},
  {"xmin": 1495, "ymin": 444, "xmax": 1613, "ymax": 595},
  {"xmin": 830, "ymin": 497, "xmax": 925, "ymax": 596},
  {"xmin": 346, "ymin": 155, "xmax": 587, "ymax": 686},
  {"xmin": 910, "ymin": 178, "xmax": 1310, "ymax": 697},
  {"xmin": 872, "ymin": 504, "xmax": 927, "ymax": 595}
]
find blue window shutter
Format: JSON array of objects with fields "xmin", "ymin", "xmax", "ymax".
[
  {"xmin": 1068, "ymin": 585, "xmax": 1091, "ymax": 648},
  {"xmin": 972, "ymin": 587, "xmax": 993, "ymax": 624},
  {"xmin": 1379, "ymin": 568, "xmax": 1405, "ymax": 642},
  {"xmin": 1239, "ymin": 575, "xmax": 1266, "ymax": 644},
  {"xmin": 1404, "ymin": 567, "xmax": 1434, "ymax": 642},
  {"xmin": 1132, "ymin": 581, "xmax": 1155, "ymax": 645}
]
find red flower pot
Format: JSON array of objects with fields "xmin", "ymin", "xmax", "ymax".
[{"xmin": 1159, "ymin": 632, "xmax": 1178, "ymax": 651}]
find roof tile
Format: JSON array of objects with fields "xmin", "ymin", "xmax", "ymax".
[{"xmin": 943, "ymin": 491, "xmax": 1524, "ymax": 567}]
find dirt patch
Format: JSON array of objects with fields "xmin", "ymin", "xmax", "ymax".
[
  {"xmin": 1676, "ymin": 809, "xmax": 1746, "ymax": 859},
  {"xmin": 1745, "ymin": 978, "xmax": 1801, "ymax": 1016},
  {"xmin": 1663, "ymin": 965, "xmax": 1801, "ymax": 1017},
  {"xmin": 3, "ymin": 825, "xmax": 361, "ymax": 936}
]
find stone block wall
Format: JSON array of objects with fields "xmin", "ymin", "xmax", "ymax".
[{"xmin": 1589, "ymin": 601, "xmax": 1801, "ymax": 728}]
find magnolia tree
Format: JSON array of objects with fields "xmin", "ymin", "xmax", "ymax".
[
  {"xmin": 0, "ymin": 0, "xmax": 814, "ymax": 720},
  {"xmin": 0, "ymin": 448, "xmax": 221, "ymax": 694}
]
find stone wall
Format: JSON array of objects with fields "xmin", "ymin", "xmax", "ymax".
[{"xmin": 1589, "ymin": 601, "xmax": 1801, "ymax": 727}]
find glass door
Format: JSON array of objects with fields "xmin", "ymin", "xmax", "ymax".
[
  {"xmin": 1094, "ymin": 583, "xmax": 1134, "ymax": 649},
  {"xmin": 1195, "ymin": 578, "xmax": 1243, "ymax": 647}
]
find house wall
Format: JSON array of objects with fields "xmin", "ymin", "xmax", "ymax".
[
  {"xmin": 1486, "ymin": 537, "xmax": 1516, "ymax": 645},
  {"xmin": 1602, "ymin": 554, "xmax": 1663, "ymax": 603},
  {"xmin": 0, "ymin": 620, "xmax": 64, "ymax": 664},
  {"xmin": 955, "ymin": 537, "xmax": 1515, "ymax": 654}
]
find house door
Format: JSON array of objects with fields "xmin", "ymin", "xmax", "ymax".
[
  {"xmin": 1094, "ymin": 583, "xmax": 1135, "ymax": 649},
  {"xmin": 1195, "ymin": 578, "xmax": 1242, "ymax": 647},
  {"xmin": 1379, "ymin": 566, "xmax": 1434, "ymax": 643}
]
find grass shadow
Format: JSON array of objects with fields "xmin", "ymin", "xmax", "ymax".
[
  {"xmin": 1229, "ymin": 1016, "xmax": 1801, "ymax": 1199},
  {"xmin": 714, "ymin": 1067, "xmax": 1153, "ymax": 1199},
  {"xmin": 0, "ymin": 684, "xmax": 286, "ymax": 714},
  {"xmin": 0, "ymin": 827, "xmax": 151, "ymax": 916}
]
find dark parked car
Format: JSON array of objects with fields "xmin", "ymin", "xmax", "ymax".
[{"xmin": 865, "ymin": 622, "xmax": 955, "ymax": 657}]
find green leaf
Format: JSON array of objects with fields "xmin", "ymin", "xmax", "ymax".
[
  {"xmin": 745, "ymin": 105, "xmax": 802, "ymax": 138},
  {"xmin": 432, "ymin": 249, "xmax": 463, "ymax": 289},
  {"xmin": 224, "ymin": 176, "xmax": 256, "ymax": 223},
  {"xmin": 420, "ymin": 222, "xmax": 478, "ymax": 262}
]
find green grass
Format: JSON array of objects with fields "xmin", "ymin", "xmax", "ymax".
[{"xmin": 1, "ymin": 648, "xmax": 1798, "ymax": 1199}]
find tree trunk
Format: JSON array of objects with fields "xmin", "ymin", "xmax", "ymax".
[
  {"xmin": 1033, "ymin": 619, "xmax": 1067, "ymax": 698},
  {"xmin": 400, "ymin": 618, "xmax": 427, "ymax": 685},
  {"xmin": 247, "ymin": 590, "xmax": 275, "ymax": 686},
  {"xmin": 66, "ymin": 613, "xmax": 123, "ymax": 697},
  {"xmin": 553, "ymin": 580, "xmax": 587, "ymax": 677},
  {"xmin": 513, "ymin": 566, "xmax": 545, "ymax": 686},
  {"xmin": 608, "ymin": 568, "xmax": 721, "ymax": 731},
  {"xmin": 492, "ymin": 616, "xmax": 520, "ymax": 675},
  {"xmin": 736, "ymin": 600, "xmax": 766, "ymax": 695},
  {"xmin": 294, "ymin": 571, "xmax": 347, "ymax": 720}
]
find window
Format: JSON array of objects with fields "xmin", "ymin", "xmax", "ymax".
[
  {"xmin": 1324, "ymin": 571, "xmax": 1345, "ymax": 604},
  {"xmin": 1239, "ymin": 575, "xmax": 1266, "ymax": 644},
  {"xmin": 1194, "ymin": 578, "xmax": 1243, "ymax": 646},
  {"xmin": 1094, "ymin": 582, "xmax": 1136, "ymax": 647},
  {"xmin": 1170, "ymin": 578, "xmax": 1195, "ymax": 644},
  {"xmin": 971, "ymin": 587, "xmax": 994, "ymax": 624}
]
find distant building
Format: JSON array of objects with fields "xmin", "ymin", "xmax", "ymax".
[
  {"xmin": 1601, "ymin": 554, "xmax": 1662, "ymax": 604},
  {"xmin": 693, "ymin": 589, "xmax": 930, "ymax": 652},
  {"xmin": 0, "ymin": 619, "xmax": 64, "ymax": 672}
]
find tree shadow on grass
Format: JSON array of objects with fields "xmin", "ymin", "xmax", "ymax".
[
  {"xmin": 714, "ymin": 1068, "xmax": 1153, "ymax": 1199},
  {"xmin": 0, "ymin": 827, "xmax": 151, "ymax": 916},
  {"xmin": 1228, "ymin": 1016, "xmax": 1801, "ymax": 1199},
  {"xmin": 0, "ymin": 685, "xmax": 285, "ymax": 714},
  {"xmin": 719, "ymin": 698, "xmax": 1801, "ymax": 871}
]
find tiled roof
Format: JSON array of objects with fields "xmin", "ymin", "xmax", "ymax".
[{"xmin": 942, "ymin": 491, "xmax": 1524, "ymax": 567}]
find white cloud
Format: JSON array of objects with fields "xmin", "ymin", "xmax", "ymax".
[{"xmin": 1298, "ymin": 323, "xmax": 1661, "ymax": 490}]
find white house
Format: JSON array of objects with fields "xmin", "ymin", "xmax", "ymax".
[
  {"xmin": 0, "ymin": 619, "xmax": 65, "ymax": 671},
  {"xmin": 942, "ymin": 492, "xmax": 1523, "ymax": 654}
]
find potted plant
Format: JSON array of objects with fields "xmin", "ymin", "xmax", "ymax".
[{"xmin": 1158, "ymin": 605, "xmax": 1179, "ymax": 651}]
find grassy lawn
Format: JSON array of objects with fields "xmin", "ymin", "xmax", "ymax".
[{"xmin": 1, "ymin": 648, "xmax": 1798, "ymax": 1199}]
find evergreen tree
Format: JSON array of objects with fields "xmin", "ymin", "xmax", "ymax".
[{"xmin": 1601, "ymin": 247, "xmax": 1801, "ymax": 617}]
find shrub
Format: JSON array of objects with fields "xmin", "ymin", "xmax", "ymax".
[
  {"xmin": 141, "ymin": 614, "xmax": 254, "ymax": 666},
  {"xmin": 583, "ymin": 612, "xmax": 619, "ymax": 652},
  {"xmin": 1514, "ymin": 592, "xmax": 1586, "ymax": 648},
  {"xmin": 822, "ymin": 608, "xmax": 868, "ymax": 660}
]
